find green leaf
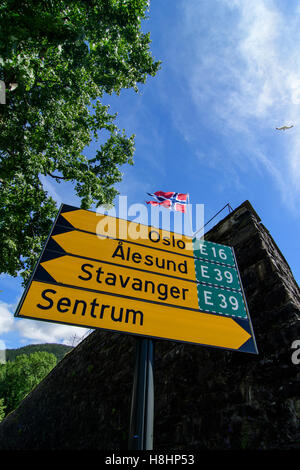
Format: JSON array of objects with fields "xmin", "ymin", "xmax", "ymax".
[{"xmin": 0, "ymin": 0, "xmax": 161, "ymax": 282}]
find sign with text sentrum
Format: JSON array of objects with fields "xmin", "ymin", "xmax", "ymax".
[{"xmin": 15, "ymin": 204, "xmax": 258, "ymax": 354}]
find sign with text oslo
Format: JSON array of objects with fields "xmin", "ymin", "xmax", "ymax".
[{"xmin": 15, "ymin": 204, "xmax": 258, "ymax": 354}]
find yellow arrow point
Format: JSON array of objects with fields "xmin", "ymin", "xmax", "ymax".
[
  {"xmin": 61, "ymin": 209, "xmax": 103, "ymax": 233},
  {"xmin": 161, "ymin": 312, "xmax": 252, "ymax": 350}
]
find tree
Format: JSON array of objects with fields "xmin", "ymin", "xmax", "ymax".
[
  {"xmin": 0, "ymin": 398, "xmax": 5, "ymax": 422},
  {"xmin": 0, "ymin": 351, "xmax": 57, "ymax": 417},
  {"xmin": 0, "ymin": 0, "xmax": 160, "ymax": 283}
]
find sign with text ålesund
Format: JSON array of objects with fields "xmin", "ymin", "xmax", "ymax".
[{"xmin": 15, "ymin": 204, "xmax": 258, "ymax": 354}]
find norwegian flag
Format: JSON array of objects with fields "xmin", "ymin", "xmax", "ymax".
[{"xmin": 146, "ymin": 191, "xmax": 188, "ymax": 213}]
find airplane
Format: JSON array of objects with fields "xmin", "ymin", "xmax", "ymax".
[{"xmin": 275, "ymin": 125, "xmax": 294, "ymax": 130}]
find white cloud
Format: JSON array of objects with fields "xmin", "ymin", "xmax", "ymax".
[
  {"xmin": 15, "ymin": 318, "xmax": 89, "ymax": 346},
  {"xmin": 169, "ymin": 0, "xmax": 300, "ymax": 207},
  {"xmin": 223, "ymin": 0, "xmax": 300, "ymax": 202},
  {"xmin": 0, "ymin": 299, "xmax": 89, "ymax": 347},
  {"xmin": 0, "ymin": 301, "xmax": 15, "ymax": 335},
  {"xmin": 224, "ymin": 1, "xmax": 288, "ymax": 119}
]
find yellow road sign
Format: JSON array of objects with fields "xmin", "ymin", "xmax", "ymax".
[
  {"xmin": 17, "ymin": 280, "xmax": 252, "ymax": 351},
  {"xmin": 51, "ymin": 230, "xmax": 196, "ymax": 281},
  {"xmin": 14, "ymin": 204, "xmax": 258, "ymax": 354},
  {"xmin": 40, "ymin": 253, "xmax": 199, "ymax": 310},
  {"xmin": 59, "ymin": 206, "xmax": 194, "ymax": 256}
]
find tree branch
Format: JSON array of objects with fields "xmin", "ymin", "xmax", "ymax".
[{"xmin": 48, "ymin": 172, "xmax": 66, "ymax": 180}]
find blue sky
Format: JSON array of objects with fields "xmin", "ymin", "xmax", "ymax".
[{"xmin": 1, "ymin": 0, "xmax": 300, "ymax": 349}]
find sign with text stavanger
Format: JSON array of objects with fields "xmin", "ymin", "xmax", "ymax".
[{"xmin": 15, "ymin": 204, "xmax": 258, "ymax": 354}]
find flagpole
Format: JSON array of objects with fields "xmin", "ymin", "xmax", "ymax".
[
  {"xmin": 186, "ymin": 193, "xmax": 194, "ymax": 239},
  {"xmin": 193, "ymin": 202, "xmax": 231, "ymax": 239}
]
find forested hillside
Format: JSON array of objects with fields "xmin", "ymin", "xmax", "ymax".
[
  {"xmin": 0, "ymin": 344, "xmax": 73, "ymax": 421},
  {"xmin": 2, "ymin": 343, "xmax": 73, "ymax": 362}
]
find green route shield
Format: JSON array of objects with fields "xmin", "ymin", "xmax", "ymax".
[
  {"xmin": 193, "ymin": 238, "xmax": 235, "ymax": 266},
  {"xmin": 194, "ymin": 258, "xmax": 241, "ymax": 291},
  {"xmin": 197, "ymin": 283, "xmax": 247, "ymax": 319}
]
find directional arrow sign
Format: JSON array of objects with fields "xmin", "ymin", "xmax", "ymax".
[
  {"xmin": 16, "ymin": 280, "xmax": 252, "ymax": 351},
  {"xmin": 15, "ymin": 203, "xmax": 258, "ymax": 354},
  {"xmin": 58, "ymin": 204, "xmax": 194, "ymax": 256},
  {"xmin": 37, "ymin": 251, "xmax": 200, "ymax": 310},
  {"xmin": 49, "ymin": 228, "xmax": 197, "ymax": 281}
]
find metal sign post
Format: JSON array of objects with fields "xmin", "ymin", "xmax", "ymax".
[{"xmin": 128, "ymin": 337, "xmax": 154, "ymax": 450}]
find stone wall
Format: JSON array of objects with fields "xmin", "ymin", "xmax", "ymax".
[{"xmin": 0, "ymin": 200, "xmax": 299, "ymax": 450}]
